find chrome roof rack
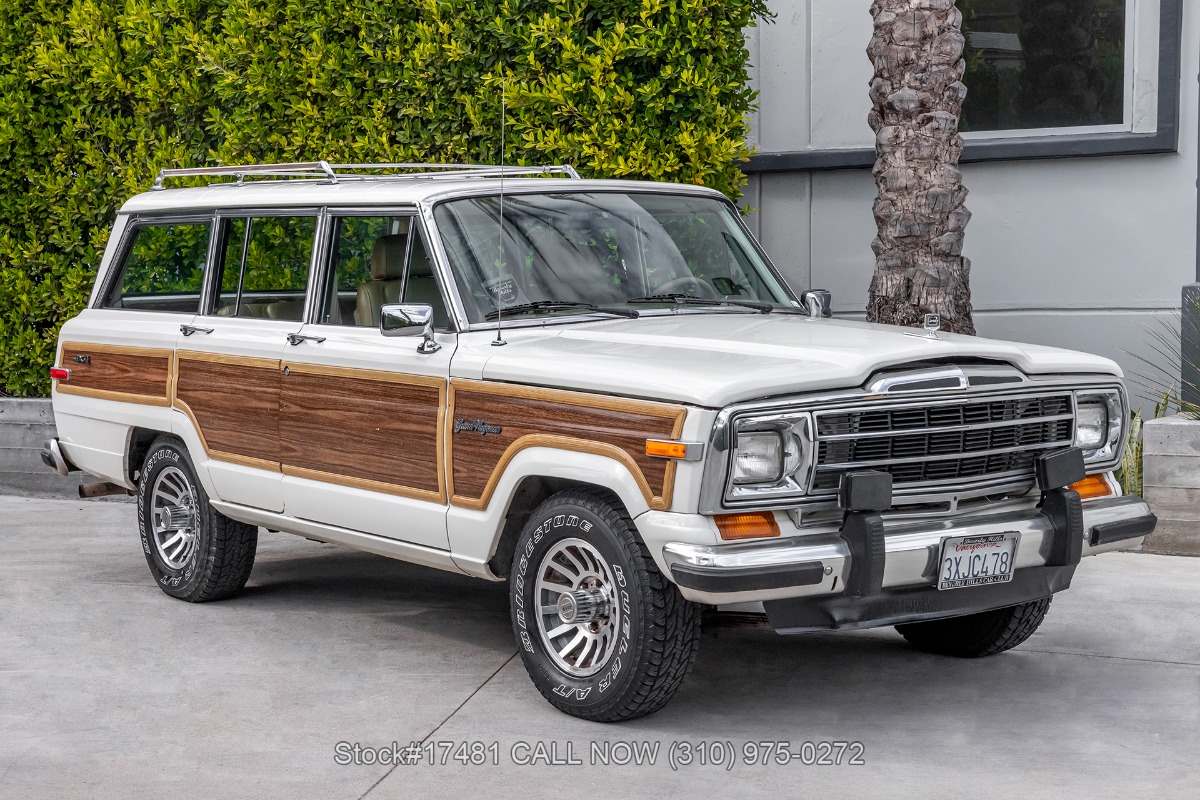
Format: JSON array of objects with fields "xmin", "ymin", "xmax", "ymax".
[{"xmin": 151, "ymin": 161, "xmax": 581, "ymax": 190}]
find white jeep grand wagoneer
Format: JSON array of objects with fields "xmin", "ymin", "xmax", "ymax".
[{"xmin": 43, "ymin": 162, "xmax": 1157, "ymax": 721}]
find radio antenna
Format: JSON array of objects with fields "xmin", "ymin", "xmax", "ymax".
[{"xmin": 492, "ymin": 82, "xmax": 508, "ymax": 347}]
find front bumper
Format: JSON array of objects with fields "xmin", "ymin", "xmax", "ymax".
[{"xmin": 657, "ymin": 494, "xmax": 1156, "ymax": 630}]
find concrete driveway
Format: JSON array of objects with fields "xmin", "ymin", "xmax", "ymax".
[{"xmin": 2, "ymin": 495, "xmax": 1197, "ymax": 799}]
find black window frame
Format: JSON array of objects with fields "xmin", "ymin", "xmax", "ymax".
[{"xmin": 95, "ymin": 213, "xmax": 215, "ymax": 314}]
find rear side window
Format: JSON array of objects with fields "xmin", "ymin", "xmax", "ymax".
[
  {"xmin": 102, "ymin": 221, "xmax": 210, "ymax": 313},
  {"xmin": 212, "ymin": 215, "xmax": 316, "ymax": 322}
]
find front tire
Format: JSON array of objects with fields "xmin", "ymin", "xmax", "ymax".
[
  {"xmin": 137, "ymin": 436, "xmax": 258, "ymax": 602},
  {"xmin": 509, "ymin": 489, "xmax": 701, "ymax": 722},
  {"xmin": 895, "ymin": 597, "xmax": 1052, "ymax": 658}
]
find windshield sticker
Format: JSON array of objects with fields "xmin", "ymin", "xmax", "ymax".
[{"xmin": 484, "ymin": 275, "xmax": 522, "ymax": 306}]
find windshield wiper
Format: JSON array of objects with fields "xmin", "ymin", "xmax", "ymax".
[
  {"xmin": 626, "ymin": 294, "xmax": 773, "ymax": 313},
  {"xmin": 484, "ymin": 300, "xmax": 639, "ymax": 321}
]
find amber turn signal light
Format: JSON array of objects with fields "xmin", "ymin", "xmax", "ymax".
[
  {"xmin": 49, "ymin": 367, "xmax": 70, "ymax": 382},
  {"xmin": 715, "ymin": 512, "xmax": 781, "ymax": 541},
  {"xmin": 645, "ymin": 440, "xmax": 689, "ymax": 459},
  {"xmin": 1069, "ymin": 473, "xmax": 1115, "ymax": 500}
]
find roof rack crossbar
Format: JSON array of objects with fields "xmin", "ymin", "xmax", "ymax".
[{"xmin": 150, "ymin": 161, "xmax": 580, "ymax": 189}]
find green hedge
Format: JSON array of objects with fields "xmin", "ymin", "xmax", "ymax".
[{"xmin": 0, "ymin": 0, "xmax": 767, "ymax": 397}]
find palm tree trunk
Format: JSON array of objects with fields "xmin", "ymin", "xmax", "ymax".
[{"xmin": 866, "ymin": 0, "xmax": 975, "ymax": 335}]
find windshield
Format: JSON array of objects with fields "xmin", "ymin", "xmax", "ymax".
[{"xmin": 432, "ymin": 192, "xmax": 796, "ymax": 324}]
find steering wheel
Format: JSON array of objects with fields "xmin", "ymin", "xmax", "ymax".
[{"xmin": 652, "ymin": 276, "xmax": 719, "ymax": 299}]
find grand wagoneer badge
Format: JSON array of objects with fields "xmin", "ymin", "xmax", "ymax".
[{"xmin": 453, "ymin": 418, "xmax": 503, "ymax": 436}]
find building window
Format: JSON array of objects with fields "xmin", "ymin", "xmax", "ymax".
[{"xmin": 959, "ymin": 0, "xmax": 1128, "ymax": 134}]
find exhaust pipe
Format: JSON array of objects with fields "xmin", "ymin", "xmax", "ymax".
[{"xmin": 79, "ymin": 482, "xmax": 135, "ymax": 499}]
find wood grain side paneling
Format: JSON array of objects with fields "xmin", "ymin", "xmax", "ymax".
[
  {"xmin": 449, "ymin": 381, "xmax": 686, "ymax": 511},
  {"xmin": 56, "ymin": 342, "xmax": 171, "ymax": 405},
  {"xmin": 175, "ymin": 353, "xmax": 281, "ymax": 469},
  {"xmin": 279, "ymin": 363, "xmax": 444, "ymax": 501}
]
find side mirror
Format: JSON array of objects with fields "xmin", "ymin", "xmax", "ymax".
[
  {"xmin": 801, "ymin": 289, "xmax": 832, "ymax": 319},
  {"xmin": 381, "ymin": 303, "xmax": 441, "ymax": 354}
]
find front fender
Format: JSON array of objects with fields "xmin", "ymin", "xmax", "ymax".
[{"xmin": 447, "ymin": 445, "xmax": 655, "ymax": 579}]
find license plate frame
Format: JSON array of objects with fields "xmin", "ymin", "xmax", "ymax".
[{"xmin": 936, "ymin": 532, "xmax": 1020, "ymax": 591}]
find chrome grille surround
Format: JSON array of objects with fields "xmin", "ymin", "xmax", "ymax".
[{"xmin": 698, "ymin": 374, "xmax": 1128, "ymax": 515}]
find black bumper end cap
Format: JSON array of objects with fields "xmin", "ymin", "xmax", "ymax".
[
  {"xmin": 39, "ymin": 438, "xmax": 77, "ymax": 476},
  {"xmin": 1091, "ymin": 513, "xmax": 1158, "ymax": 546},
  {"xmin": 670, "ymin": 561, "xmax": 826, "ymax": 594}
]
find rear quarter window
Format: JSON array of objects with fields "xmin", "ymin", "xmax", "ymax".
[{"xmin": 102, "ymin": 221, "xmax": 210, "ymax": 314}]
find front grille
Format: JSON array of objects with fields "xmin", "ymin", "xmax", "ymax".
[{"xmin": 811, "ymin": 393, "xmax": 1075, "ymax": 493}]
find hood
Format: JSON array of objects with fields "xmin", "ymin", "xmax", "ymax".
[{"xmin": 470, "ymin": 313, "xmax": 1122, "ymax": 408}]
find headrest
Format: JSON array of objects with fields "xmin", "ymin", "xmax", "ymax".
[
  {"xmin": 409, "ymin": 238, "xmax": 433, "ymax": 278},
  {"xmin": 371, "ymin": 234, "xmax": 407, "ymax": 281}
]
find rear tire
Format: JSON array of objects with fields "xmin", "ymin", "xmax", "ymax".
[
  {"xmin": 895, "ymin": 598, "xmax": 1052, "ymax": 658},
  {"xmin": 509, "ymin": 488, "xmax": 701, "ymax": 722},
  {"xmin": 137, "ymin": 436, "xmax": 257, "ymax": 602}
]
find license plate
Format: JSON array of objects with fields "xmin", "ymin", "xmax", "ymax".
[{"xmin": 936, "ymin": 532, "xmax": 1020, "ymax": 591}]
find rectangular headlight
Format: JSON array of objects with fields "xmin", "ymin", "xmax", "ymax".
[
  {"xmin": 724, "ymin": 413, "xmax": 815, "ymax": 503},
  {"xmin": 1075, "ymin": 401, "xmax": 1107, "ymax": 449},
  {"xmin": 1074, "ymin": 388, "xmax": 1124, "ymax": 465},
  {"xmin": 732, "ymin": 432, "xmax": 784, "ymax": 484}
]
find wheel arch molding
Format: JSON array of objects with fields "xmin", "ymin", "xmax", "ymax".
[{"xmin": 448, "ymin": 447, "xmax": 657, "ymax": 580}]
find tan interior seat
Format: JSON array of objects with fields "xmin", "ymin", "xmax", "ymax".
[
  {"xmin": 264, "ymin": 299, "xmax": 305, "ymax": 321},
  {"xmin": 354, "ymin": 234, "xmax": 407, "ymax": 327},
  {"xmin": 216, "ymin": 302, "xmax": 270, "ymax": 318}
]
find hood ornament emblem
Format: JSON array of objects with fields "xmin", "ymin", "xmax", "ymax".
[{"xmin": 905, "ymin": 313, "xmax": 942, "ymax": 341}]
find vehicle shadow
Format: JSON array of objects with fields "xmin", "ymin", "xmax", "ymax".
[
  {"xmin": 236, "ymin": 538, "xmax": 510, "ymax": 614},
  {"xmin": 655, "ymin": 619, "xmax": 1079, "ymax": 733},
  {"xmin": 230, "ymin": 537, "xmax": 1079, "ymax": 731}
]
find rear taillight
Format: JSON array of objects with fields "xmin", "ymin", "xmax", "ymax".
[{"xmin": 50, "ymin": 367, "xmax": 70, "ymax": 381}]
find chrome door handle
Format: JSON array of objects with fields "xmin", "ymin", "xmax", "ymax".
[
  {"xmin": 180, "ymin": 324, "xmax": 214, "ymax": 336},
  {"xmin": 286, "ymin": 333, "xmax": 326, "ymax": 346}
]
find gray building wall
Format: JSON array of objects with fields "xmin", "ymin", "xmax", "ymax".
[
  {"xmin": 0, "ymin": 399, "xmax": 84, "ymax": 497},
  {"xmin": 743, "ymin": 0, "xmax": 1200, "ymax": 413}
]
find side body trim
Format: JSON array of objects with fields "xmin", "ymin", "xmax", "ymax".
[
  {"xmin": 55, "ymin": 342, "xmax": 172, "ymax": 406},
  {"xmin": 447, "ymin": 379, "xmax": 687, "ymax": 511},
  {"xmin": 175, "ymin": 353, "xmax": 448, "ymax": 501},
  {"xmin": 174, "ymin": 350, "xmax": 282, "ymax": 471},
  {"xmin": 279, "ymin": 361, "xmax": 447, "ymax": 503}
]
